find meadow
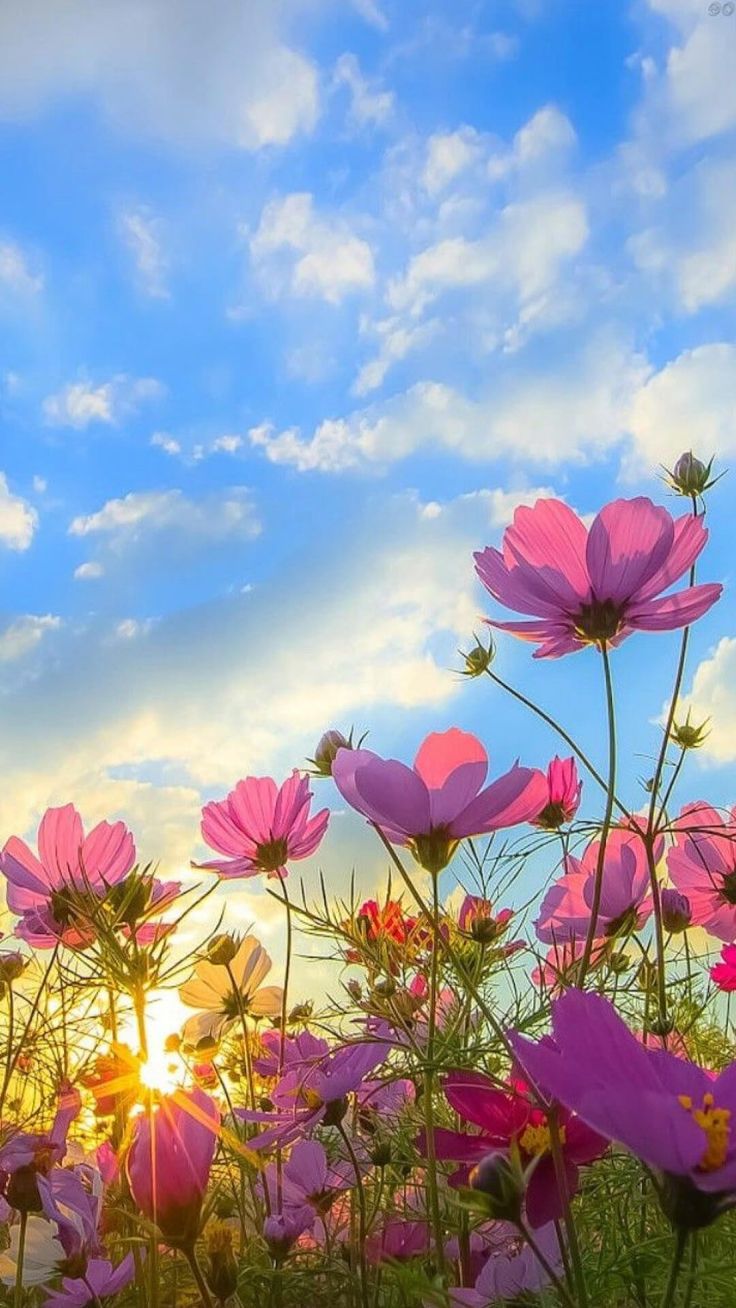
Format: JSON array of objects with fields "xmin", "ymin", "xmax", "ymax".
[{"xmin": 2, "ymin": 457, "xmax": 736, "ymax": 1308}]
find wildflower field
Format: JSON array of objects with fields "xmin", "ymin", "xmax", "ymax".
[{"xmin": 2, "ymin": 459, "xmax": 736, "ymax": 1307}]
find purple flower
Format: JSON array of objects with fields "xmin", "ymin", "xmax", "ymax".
[
  {"xmin": 365, "ymin": 1219, "xmax": 429, "ymax": 1264},
  {"xmin": 446, "ymin": 1222, "xmax": 562, "ymax": 1306},
  {"xmin": 42, "ymin": 1254, "xmax": 136, "ymax": 1307},
  {"xmin": 510, "ymin": 990, "xmax": 736, "ymax": 1227},
  {"xmin": 535, "ymin": 828, "xmax": 659, "ymax": 945}
]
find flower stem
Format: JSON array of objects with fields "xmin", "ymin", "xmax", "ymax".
[
  {"xmin": 13, "ymin": 1210, "xmax": 27, "ymax": 1308},
  {"xmin": 337, "ymin": 1120, "xmax": 371, "ymax": 1308},
  {"xmin": 548, "ymin": 1111, "xmax": 588, "ymax": 1308},
  {"xmin": 579, "ymin": 644, "xmax": 617, "ymax": 984},
  {"xmin": 184, "ymin": 1246, "xmax": 216, "ymax": 1308},
  {"xmin": 514, "ymin": 1218, "xmax": 576, "ymax": 1308},
  {"xmin": 660, "ymin": 1228, "xmax": 688, "ymax": 1308},
  {"xmin": 682, "ymin": 1230, "xmax": 699, "ymax": 1308},
  {"xmin": 422, "ymin": 870, "xmax": 446, "ymax": 1278}
]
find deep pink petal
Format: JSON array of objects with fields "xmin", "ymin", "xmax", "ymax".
[
  {"xmin": 586, "ymin": 499, "xmax": 673, "ymax": 603},
  {"xmin": 451, "ymin": 766, "xmax": 548, "ymax": 837},
  {"xmin": 627, "ymin": 584, "xmax": 722, "ymax": 631},
  {"xmin": 37, "ymin": 805, "xmax": 84, "ymax": 885},
  {"xmin": 414, "ymin": 728, "xmax": 487, "ymax": 789}
]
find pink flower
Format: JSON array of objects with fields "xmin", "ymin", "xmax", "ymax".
[
  {"xmin": 534, "ymin": 756, "xmax": 582, "ymax": 829},
  {"xmin": 447, "ymin": 1223, "xmax": 563, "ymax": 1307},
  {"xmin": 0, "ymin": 805, "xmax": 136, "ymax": 948},
  {"xmin": 711, "ymin": 944, "xmax": 736, "ymax": 992},
  {"xmin": 333, "ymin": 728, "xmax": 547, "ymax": 875},
  {"xmin": 535, "ymin": 827, "xmax": 658, "ymax": 945},
  {"xmin": 668, "ymin": 804, "xmax": 736, "ymax": 942},
  {"xmin": 198, "ymin": 771, "xmax": 329, "ymax": 880},
  {"xmin": 365, "ymin": 1219, "xmax": 429, "ymax": 1264},
  {"xmin": 474, "ymin": 497, "xmax": 721, "ymax": 659},
  {"xmin": 42, "ymin": 1255, "xmax": 136, "ymax": 1308},
  {"xmin": 457, "ymin": 894, "xmax": 516, "ymax": 945},
  {"xmin": 126, "ymin": 1088, "xmax": 219, "ymax": 1249}
]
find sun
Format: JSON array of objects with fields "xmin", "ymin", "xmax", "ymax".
[{"xmin": 138, "ymin": 1045, "xmax": 182, "ymax": 1095}]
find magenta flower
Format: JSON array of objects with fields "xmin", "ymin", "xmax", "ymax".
[
  {"xmin": 241, "ymin": 1039, "xmax": 387, "ymax": 1150},
  {"xmin": 0, "ymin": 1083, "xmax": 81, "ymax": 1215},
  {"xmin": 260, "ymin": 1139, "xmax": 355, "ymax": 1241},
  {"xmin": 252, "ymin": 1029, "xmax": 329, "ymax": 1079},
  {"xmin": 668, "ymin": 804, "xmax": 736, "ymax": 942},
  {"xmin": 0, "ymin": 805, "xmax": 136, "ymax": 948},
  {"xmin": 42, "ymin": 1255, "xmax": 136, "ymax": 1308},
  {"xmin": 534, "ymin": 756, "xmax": 582, "ymax": 829},
  {"xmin": 126, "ymin": 1088, "xmax": 219, "ymax": 1249},
  {"xmin": 333, "ymin": 728, "xmax": 547, "ymax": 875},
  {"xmin": 535, "ymin": 828, "xmax": 659, "ymax": 945},
  {"xmin": 447, "ymin": 1222, "xmax": 562, "ymax": 1307},
  {"xmin": 510, "ymin": 990, "xmax": 736, "ymax": 1227},
  {"xmin": 711, "ymin": 945, "xmax": 736, "ymax": 992},
  {"xmin": 474, "ymin": 497, "xmax": 721, "ymax": 658},
  {"xmin": 418, "ymin": 1070, "xmax": 606, "ymax": 1227},
  {"xmin": 198, "ymin": 771, "xmax": 329, "ymax": 880}
]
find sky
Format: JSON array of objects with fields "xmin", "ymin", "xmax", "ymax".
[{"xmin": 1, "ymin": 0, "xmax": 736, "ymax": 1009}]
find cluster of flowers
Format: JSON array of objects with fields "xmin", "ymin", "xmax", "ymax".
[{"xmin": 2, "ymin": 454, "xmax": 736, "ymax": 1307}]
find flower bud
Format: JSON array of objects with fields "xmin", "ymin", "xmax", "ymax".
[
  {"xmin": 670, "ymin": 714, "xmax": 710, "ymax": 751},
  {"xmin": 661, "ymin": 889, "xmax": 691, "ymax": 934},
  {"xmin": 288, "ymin": 1001, "xmax": 313, "ymax": 1024},
  {"xmin": 369, "ymin": 1140, "xmax": 393, "ymax": 1167},
  {"xmin": 0, "ymin": 952, "xmax": 26, "ymax": 984},
  {"xmin": 308, "ymin": 729, "xmax": 352, "ymax": 777},
  {"xmin": 669, "ymin": 451, "xmax": 716, "ymax": 498},
  {"xmin": 467, "ymin": 1151, "xmax": 523, "ymax": 1223},
  {"xmin": 206, "ymin": 933, "xmax": 240, "ymax": 967},
  {"xmin": 205, "ymin": 1222, "xmax": 238, "ymax": 1304},
  {"xmin": 461, "ymin": 638, "xmax": 495, "ymax": 678}
]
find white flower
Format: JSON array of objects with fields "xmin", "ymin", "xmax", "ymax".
[
  {"xmin": 0, "ymin": 1217, "xmax": 64, "ymax": 1286},
  {"xmin": 179, "ymin": 934, "xmax": 283, "ymax": 1045}
]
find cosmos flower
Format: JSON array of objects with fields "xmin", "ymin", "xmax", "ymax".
[
  {"xmin": 534, "ymin": 757, "xmax": 582, "ymax": 829},
  {"xmin": 667, "ymin": 804, "xmax": 736, "ymax": 942},
  {"xmin": 446, "ymin": 1222, "xmax": 563, "ymax": 1306},
  {"xmin": 474, "ymin": 497, "xmax": 721, "ymax": 659},
  {"xmin": 0, "ymin": 1083, "xmax": 81, "ymax": 1215},
  {"xmin": 510, "ymin": 989, "xmax": 736, "ymax": 1228},
  {"xmin": 333, "ymin": 728, "xmax": 547, "ymax": 875},
  {"xmin": 711, "ymin": 945, "xmax": 736, "ymax": 993},
  {"xmin": 365, "ymin": 1218, "xmax": 429, "ymax": 1264},
  {"xmin": 0, "ymin": 805, "xmax": 136, "ymax": 949},
  {"xmin": 0, "ymin": 1218, "xmax": 64, "ymax": 1288},
  {"xmin": 418, "ymin": 1070, "xmax": 606, "ymax": 1227},
  {"xmin": 199, "ymin": 771, "xmax": 329, "ymax": 880},
  {"xmin": 179, "ymin": 934, "xmax": 283, "ymax": 1046},
  {"xmin": 535, "ymin": 828, "xmax": 658, "ymax": 945},
  {"xmin": 126, "ymin": 1088, "xmax": 219, "ymax": 1249},
  {"xmin": 41, "ymin": 1255, "xmax": 136, "ymax": 1308}
]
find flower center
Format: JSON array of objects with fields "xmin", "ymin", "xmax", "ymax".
[
  {"xmin": 573, "ymin": 599, "xmax": 624, "ymax": 644},
  {"xmin": 255, "ymin": 836, "xmax": 289, "ymax": 874},
  {"xmin": 410, "ymin": 826, "xmax": 458, "ymax": 876},
  {"xmin": 302, "ymin": 1087, "xmax": 324, "ymax": 1110},
  {"xmin": 518, "ymin": 1121, "xmax": 566, "ymax": 1158},
  {"xmin": 678, "ymin": 1092, "xmax": 731, "ymax": 1172},
  {"xmin": 720, "ymin": 870, "xmax": 736, "ymax": 906}
]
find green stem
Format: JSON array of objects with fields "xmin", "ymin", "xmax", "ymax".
[
  {"xmin": 13, "ymin": 1210, "xmax": 27, "ymax": 1308},
  {"xmin": 337, "ymin": 1121, "xmax": 371, "ymax": 1308},
  {"xmin": 548, "ymin": 1111, "xmax": 588, "ymax": 1308},
  {"xmin": 682, "ymin": 1230, "xmax": 698, "ymax": 1308},
  {"xmin": 133, "ymin": 984, "xmax": 149, "ymax": 1059},
  {"xmin": 644, "ymin": 833, "xmax": 669, "ymax": 1032},
  {"xmin": 514, "ymin": 1218, "xmax": 576, "ymax": 1308},
  {"xmin": 184, "ymin": 1246, "xmax": 216, "ymax": 1308},
  {"xmin": 579, "ymin": 645, "xmax": 617, "ymax": 984},
  {"xmin": 423, "ymin": 870, "xmax": 445, "ymax": 1278},
  {"xmin": 660, "ymin": 1228, "xmax": 688, "ymax": 1308},
  {"xmin": 0, "ymin": 944, "xmax": 59, "ymax": 1120}
]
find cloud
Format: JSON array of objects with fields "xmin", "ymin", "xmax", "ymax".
[
  {"xmin": 644, "ymin": 0, "xmax": 736, "ymax": 148},
  {"xmin": 333, "ymin": 53, "xmax": 394, "ymax": 127},
  {"xmin": 0, "ymin": 0, "xmax": 319, "ymax": 151},
  {"xmin": 0, "ymin": 239, "xmax": 43, "ymax": 294},
  {"xmin": 627, "ymin": 344, "xmax": 736, "ymax": 469},
  {"xmin": 352, "ymin": 317, "xmax": 440, "ymax": 397},
  {"xmin": 678, "ymin": 637, "xmax": 736, "ymax": 765},
  {"xmin": 118, "ymin": 206, "xmax": 169, "ymax": 299},
  {"xmin": 68, "ymin": 486, "xmax": 261, "ymax": 554},
  {"xmin": 74, "ymin": 561, "xmax": 105, "ymax": 581},
  {"xmin": 251, "ymin": 334, "xmax": 646, "ymax": 472},
  {"xmin": 0, "ymin": 614, "xmax": 60, "ymax": 663},
  {"xmin": 250, "ymin": 193, "xmax": 375, "ymax": 304},
  {"xmin": 43, "ymin": 375, "xmax": 164, "ymax": 428},
  {"xmin": 0, "ymin": 472, "xmax": 37, "ymax": 550},
  {"xmin": 151, "ymin": 432, "xmax": 182, "ymax": 457},
  {"xmin": 422, "ymin": 127, "xmax": 484, "ymax": 195},
  {"xmin": 387, "ymin": 191, "xmax": 588, "ymax": 317}
]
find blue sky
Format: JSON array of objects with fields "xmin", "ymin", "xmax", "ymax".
[{"xmin": 1, "ymin": 0, "xmax": 736, "ymax": 969}]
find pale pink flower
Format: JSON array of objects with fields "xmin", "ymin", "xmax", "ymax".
[
  {"xmin": 667, "ymin": 804, "xmax": 736, "ymax": 942},
  {"xmin": 199, "ymin": 771, "xmax": 329, "ymax": 880},
  {"xmin": 474, "ymin": 497, "xmax": 721, "ymax": 659},
  {"xmin": 535, "ymin": 828, "xmax": 659, "ymax": 945},
  {"xmin": 534, "ymin": 756, "xmax": 582, "ymax": 829},
  {"xmin": 333, "ymin": 728, "xmax": 546, "ymax": 875},
  {"xmin": 0, "ymin": 805, "xmax": 136, "ymax": 948}
]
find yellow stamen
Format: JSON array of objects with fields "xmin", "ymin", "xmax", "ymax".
[
  {"xmin": 678, "ymin": 1091, "xmax": 731, "ymax": 1172},
  {"xmin": 518, "ymin": 1121, "xmax": 566, "ymax": 1157}
]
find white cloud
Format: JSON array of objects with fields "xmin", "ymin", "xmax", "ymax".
[
  {"xmin": 250, "ymin": 193, "xmax": 375, "ymax": 304},
  {"xmin": 678, "ymin": 637, "xmax": 736, "ymax": 765},
  {"xmin": 0, "ymin": 239, "xmax": 43, "ymax": 294},
  {"xmin": 422, "ymin": 127, "xmax": 484, "ymax": 195},
  {"xmin": 627, "ymin": 344, "xmax": 736, "ymax": 468},
  {"xmin": 387, "ymin": 191, "xmax": 588, "ymax": 317},
  {"xmin": 333, "ymin": 53, "xmax": 394, "ymax": 127},
  {"xmin": 119, "ymin": 206, "xmax": 169, "ymax": 298},
  {"xmin": 151, "ymin": 431, "xmax": 182, "ymax": 457},
  {"xmin": 251, "ymin": 335, "xmax": 648, "ymax": 472},
  {"xmin": 487, "ymin": 105, "xmax": 577, "ymax": 180},
  {"xmin": 211, "ymin": 434, "xmax": 243, "ymax": 454},
  {"xmin": 0, "ymin": 1, "xmax": 319, "ymax": 151},
  {"xmin": 68, "ymin": 486, "xmax": 261, "ymax": 552},
  {"xmin": 350, "ymin": 0, "xmax": 388, "ymax": 30},
  {"xmin": 352, "ymin": 316, "xmax": 440, "ymax": 396},
  {"xmin": 43, "ymin": 375, "xmax": 164, "ymax": 428},
  {"xmin": 0, "ymin": 614, "xmax": 60, "ymax": 663},
  {"xmin": 74, "ymin": 560, "xmax": 104, "ymax": 581},
  {"xmin": 0, "ymin": 472, "xmax": 37, "ymax": 550},
  {"xmin": 114, "ymin": 618, "xmax": 153, "ymax": 641}
]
